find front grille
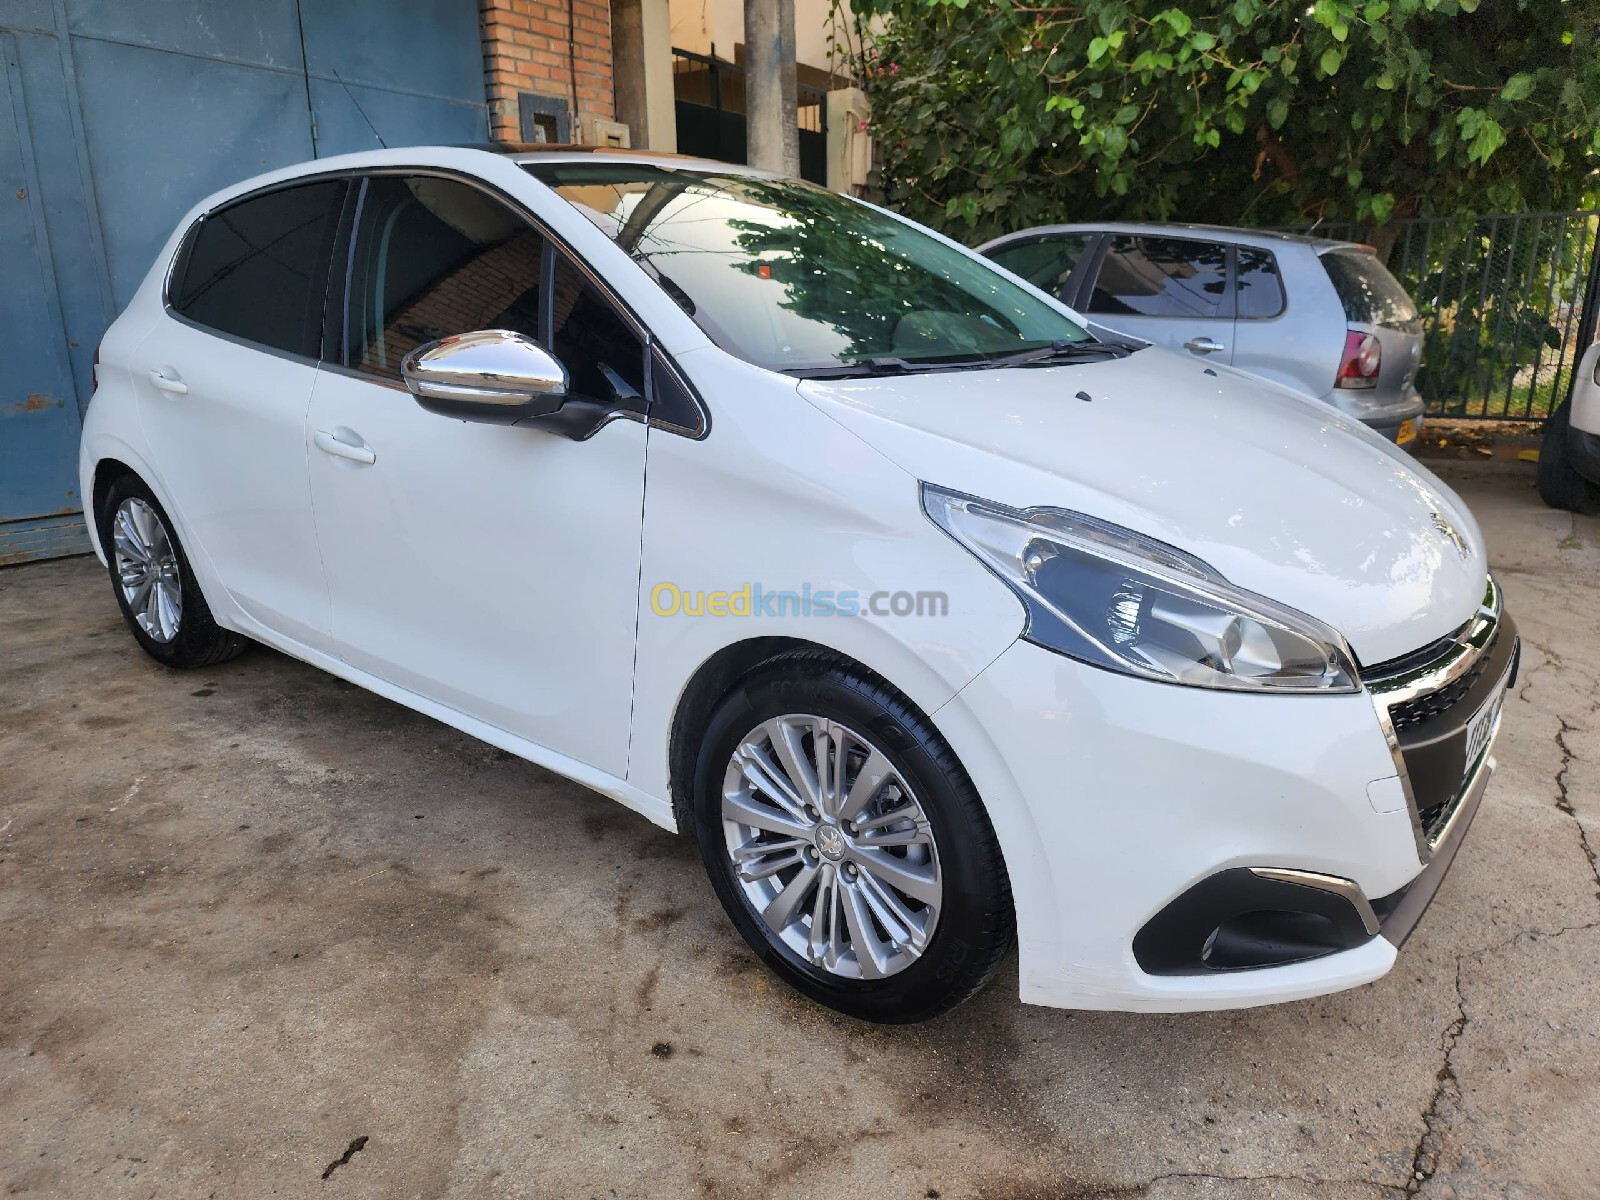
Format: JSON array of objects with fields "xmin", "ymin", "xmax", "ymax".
[
  {"xmin": 1386, "ymin": 628, "xmax": 1500, "ymax": 733},
  {"xmin": 1417, "ymin": 791, "xmax": 1457, "ymax": 842},
  {"xmin": 1372, "ymin": 615, "xmax": 1518, "ymax": 852}
]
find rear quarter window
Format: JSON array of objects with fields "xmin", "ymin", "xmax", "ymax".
[
  {"xmin": 1320, "ymin": 250, "xmax": 1419, "ymax": 328},
  {"xmin": 169, "ymin": 179, "xmax": 347, "ymax": 358},
  {"xmin": 1235, "ymin": 246, "xmax": 1286, "ymax": 319}
]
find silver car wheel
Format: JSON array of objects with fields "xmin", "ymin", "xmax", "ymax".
[
  {"xmin": 112, "ymin": 497, "xmax": 183, "ymax": 644},
  {"xmin": 721, "ymin": 714, "xmax": 942, "ymax": 980}
]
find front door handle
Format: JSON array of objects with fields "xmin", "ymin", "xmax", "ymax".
[
  {"xmin": 148, "ymin": 369, "xmax": 189, "ymax": 395},
  {"xmin": 314, "ymin": 429, "xmax": 377, "ymax": 465},
  {"xmin": 1184, "ymin": 337, "xmax": 1226, "ymax": 355}
]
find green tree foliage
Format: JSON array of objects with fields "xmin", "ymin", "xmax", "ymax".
[{"xmin": 840, "ymin": 0, "xmax": 1600, "ymax": 242}]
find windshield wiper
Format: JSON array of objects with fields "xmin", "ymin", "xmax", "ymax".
[
  {"xmin": 983, "ymin": 339, "xmax": 1136, "ymax": 369},
  {"xmin": 784, "ymin": 341, "xmax": 1136, "ymax": 381},
  {"xmin": 785, "ymin": 356, "xmax": 984, "ymax": 380}
]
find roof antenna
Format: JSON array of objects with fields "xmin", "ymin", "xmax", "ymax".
[{"xmin": 332, "ymin": 69, "xmax": 388, "ymax": 149}]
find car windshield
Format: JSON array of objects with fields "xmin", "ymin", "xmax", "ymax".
[{"xmin": 524, "ymin": 162, "xmax": 1090, "ymax": 373}]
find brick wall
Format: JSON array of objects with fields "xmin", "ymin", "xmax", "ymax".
[{"xmin": 481, "ymin": 0, "xmax": 615, "ymax": 142}]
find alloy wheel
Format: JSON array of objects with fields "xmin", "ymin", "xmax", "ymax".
[
  {"xmin": 720, "ymin": 714, "xmax": 942, "ymax": 980},
  {"xmin": 112, "ymin": 497, "xmax": 183, "ymax": 644}
]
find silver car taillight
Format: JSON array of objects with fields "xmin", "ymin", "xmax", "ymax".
[{"xmin": 1335, "ymin": 330, "xmax": 1381, "ymax": 390}]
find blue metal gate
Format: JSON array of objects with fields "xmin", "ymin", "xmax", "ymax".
[{"xmin": 0, "ymin": 0, "xmax": 488, "ymax": 563}]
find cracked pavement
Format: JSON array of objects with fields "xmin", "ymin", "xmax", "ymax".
[{"xmin": 1, "ymin": 461, "xmax": 1597, "ymax": 1199}]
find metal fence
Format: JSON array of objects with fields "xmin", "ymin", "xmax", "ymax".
[{"xmin": 1282, "ymin": 211, "xmax": 1599, "ymax": 421}]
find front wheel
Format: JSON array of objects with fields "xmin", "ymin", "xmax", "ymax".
[
  {"xmin": 98, "ymin": 474, "xmax": 246, "ymax": 669},
  {"xmin": 692, "ymin": 651, "xmax": 1014, "ymax": 1023}
]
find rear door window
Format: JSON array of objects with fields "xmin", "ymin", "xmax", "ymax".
[
  {"xmin": 1235, "ymin": 246, "xmax": 1286, "ymax": 319},
  {"xmin": 1087, "ymin": 235, "xmax": 1230, "ymax": 318},
  {"xmin": 169, "ymin": 179, "xmax": 347, "ymax": 358},
  {"xmin": 343, "ymin": 175, "xmax": 546, "ymax": 383},
  {"xmin": 1321, "ymin": 250, "xmax": 1419, "ymax": 327},
  {"xmin": 987, "ymin": 234, "xmax": 1094, "ymax": 303}
]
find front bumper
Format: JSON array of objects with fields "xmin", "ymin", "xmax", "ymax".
[{"xmin": 934, "ymin": 608, "xmax": 1515, "ymax": 1013}]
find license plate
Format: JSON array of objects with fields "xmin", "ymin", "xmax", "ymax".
[
  {"xmin": 1463, "ymin": 662, "xmax": 1511, "ymax": 781},
  {"xmin": 1396, "ymin": 418, "xmax": 1419, "ymax": 445}
]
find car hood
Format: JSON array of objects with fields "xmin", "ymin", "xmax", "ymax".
[{"xmin": 797, "ymin": 350, "xmax": 1486, "ymax": 666}]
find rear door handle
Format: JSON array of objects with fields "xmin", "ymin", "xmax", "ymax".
[
  {"xmin": 148, "ymin": 369, "xmax": 189, "ymax": 395},
  {"xmin": 1184, "ymin": 337, "xmax": 1226, "ymax": 355},
  {"xmin": 314, "ymin": 429, "xmax": 377, "ymax": 465}
]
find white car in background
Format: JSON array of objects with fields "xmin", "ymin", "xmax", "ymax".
[
  {"xmin": 81, "ymin": 147, "xmax": 1515, "ymax": 1022},
  {"xmin": 1537, "ymin": 341, "xmax": 1600, "ymax": 513}
]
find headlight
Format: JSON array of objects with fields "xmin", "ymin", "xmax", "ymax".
[{"xmin": 923, "ymin": 485, "xmax": 1358, "ymax": 694}]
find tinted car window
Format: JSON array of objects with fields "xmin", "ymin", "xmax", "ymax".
[
  {"xmin": 1235, "ymin": 247, "xmax": 1286, "ymax": 319},
  {"xmin": 550, "ymin": 251, "xmax": 647, "ymax": 407},
  {"xmin": 1088, "ymin": 235, "xmax": 1229, "ymax": 318},
  {"xmin": 987, "ymin": 234, "xmax": 1093, "ymax": 303},
  {"xmin": 1321, "ymin": 250, "xmax": 1419, "ymax": 328},
  {"xmin": 170, "ymin": 180, "xmax": 345, "ymax": 357},
  {"xmin": 345, "ymin": 175, "xmax": 545, "ymax": 382}
]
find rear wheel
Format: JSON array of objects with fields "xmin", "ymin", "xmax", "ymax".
[
  {"xmin": 1537, "ymin": 399, "xmax": 1600, "ymax": 515},
  {"xmin": 692, "ymin": 651, "xmax": 1013, "ymax": 1023},
  {"xmin": 98, "ymin": 474, "xmax": 246, "ymax": 669}
]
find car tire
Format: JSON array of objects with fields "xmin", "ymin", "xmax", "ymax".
[
  {"xmin": 1536, "ymin": 399, "xmax": 1600, "ymax": 515},
  {"xmin": 691, "ymin": 650, "xmax": 1014, "ymax": 1023},
  {"xmin": 98, "ymin": 473, "xmax": 247, "ymax": 669}
]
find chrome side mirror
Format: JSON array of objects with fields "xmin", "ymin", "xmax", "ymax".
[{"xmin": 400, "ymin": 330, "xmax": 569, "ymax": 425}]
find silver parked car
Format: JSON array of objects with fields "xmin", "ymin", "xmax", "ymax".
[{"xmin": 978, "ymin": 223, "xmax": 1428, "ymax": 447}]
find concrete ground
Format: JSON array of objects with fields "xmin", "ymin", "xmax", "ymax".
[{"xmin": 2, "ymin": 461, "xmax": 1597, "ymax": 1200}]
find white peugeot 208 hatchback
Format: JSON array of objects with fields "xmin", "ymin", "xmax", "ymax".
[{"xmin": 81, "ymin": 147, "xmax": 1517, "ymax": 1023}]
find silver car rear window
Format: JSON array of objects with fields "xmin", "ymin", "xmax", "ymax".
[{"xmin": 1321, "ymin": 250, "xmax": 1419, "ymax": 327}]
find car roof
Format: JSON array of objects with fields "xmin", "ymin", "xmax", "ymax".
[
  {"xmin": 978, "ymin": 221, "xmax": 1365, "ymax": 254},
  {"xmin": 182, "ymin": 143, "xmax": 789, "ymax": 225},
  {"xmin": 490, "ymin": 143, "xmax": 779, "ymax": 177}
]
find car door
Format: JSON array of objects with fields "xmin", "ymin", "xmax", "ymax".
[
  {"xmin": 135, "ymin": 178, "xmax": 348, "ymax": 648},
  {"xmin": 305, "ymin": 172, "xmax": 650, "ymax": 776},
  {"xmin": 1228, "ymin": 244, "xmax": 1311, "ymax": 394},
  {"xmin": 1080, "ymin": 233, "xmax": 1235, "ymax": 364}
]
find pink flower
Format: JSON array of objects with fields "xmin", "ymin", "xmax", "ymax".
[{"xmin": 889, "ymin": 62, "xmax": 900, "ymax": 74}]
